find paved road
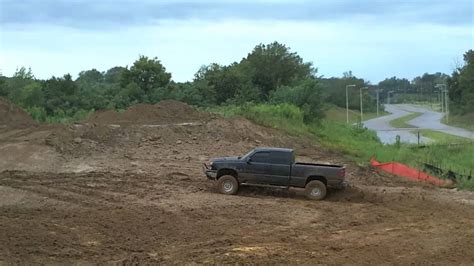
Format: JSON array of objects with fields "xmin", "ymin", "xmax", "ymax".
[
  {"xmin": 363, "ymin": 104, "xmax": 474, "ymax": 144},
  {"xmin": 400, "ymin": 105, "xmax": 474, "ymax": 139}
]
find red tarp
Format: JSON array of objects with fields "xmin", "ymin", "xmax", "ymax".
[{"xmin": 370, "ymin": 158, "xmax": 450, "ymax": 186}]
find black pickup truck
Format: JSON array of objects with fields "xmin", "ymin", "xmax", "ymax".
[{"xmin": 203, "ymin": 147, "xmax": 346, "ymax": 200}]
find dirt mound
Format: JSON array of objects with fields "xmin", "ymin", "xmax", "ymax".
[
  {"xmin": 87, "ymin": 100, "xmax": 208, "ymax": 125},
  {"xmin": 0, "ymin": 97, "xmax": 36, "ymax": 128}
]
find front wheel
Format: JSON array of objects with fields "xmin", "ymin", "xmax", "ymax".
[
  {"xmin": 217, "ymin": 175, "xmax": 239, "ymax": 195},
  {"xmin": 304, "ymin": 180, "xmax": 327, "ymax": 200}
]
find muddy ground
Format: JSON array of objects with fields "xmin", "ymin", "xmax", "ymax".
[{"xmin": 1, "ymin": 100, "xmax": 474, "ymax": 264}]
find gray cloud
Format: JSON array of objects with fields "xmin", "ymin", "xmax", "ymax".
[{"xmin": 1, "ymin": 0, "xmax": 472, "ymax": 29}]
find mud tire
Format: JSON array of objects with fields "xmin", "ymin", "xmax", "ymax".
[
  {"xmin": 304, "ymin": 180, "xmax": 327, "ymax": 200},
  {"xmin": 217, "ymin": 175, "xmax": 239, "ymax": 195}
]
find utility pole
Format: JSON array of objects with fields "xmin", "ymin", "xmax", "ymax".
[
  {"xmin": 435, "ymin": 84, "xmax": 448, "ymax": 122},
  {"xmin": 441, "ymin": 89, "xmax": 444, "ymax": 113},
  {"xmin": 445, "ymin": 87, "xmax": 449, "ymax": 123},
  {"xmin": 345, "ymin": 84, "xmax": 356, "ymax": 124},
  {"xmin": 376, "ymin": 88, "xmax": 379, "ymax": 117},
  {"xmin": 439, "ymin": 90, "xmax": 443, "ymax": 112},
  {"xmin": 360, "ymin": 87, "xmax": 368, "ymax": 122},
  {"xmin": 388, "ymin": 91, "xmax": 394, "ymax": 104}
]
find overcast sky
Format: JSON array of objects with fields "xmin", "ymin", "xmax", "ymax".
[{"xmin": 0, "ymin": 0, "xmax": 473, "ymax": 83}]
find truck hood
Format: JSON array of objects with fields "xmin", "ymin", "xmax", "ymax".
[{"xmin": 212, "ymin": 156, "xmax": 242, "ymax": 163}]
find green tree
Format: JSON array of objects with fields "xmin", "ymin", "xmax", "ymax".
[
  {"xmin": 42, "ymin": 74, "xmax": 79, "ymax": 115},
  {"xmin": 104, "ymin": 67, "xmax": 126, "ymax": 84},
  {"xmin": 270, "ymin": 78, "xmax": 324, "ymax": 123},
  {"xmin": 4, "ymin": 67, "xmax": 38, "ymax": 105},
  {"xmin": 321, "ymin": 74, "xmax": 376, "ymax": 111},
  {"xmin": 0, "ymin": 75, "xmax": 7, "ymax": 97},
  {"xmin": 76, "ymin": 69, "xmax": 104, "ymax": 85},
  {"xmin": 14, "ymin": 67, "xmax": 35, "ymax": 79},
  {"xmin": 121, "ymin": 56, "xmax": 171, "ymax": 93},
  {"xmin": 242, "ymin": 42, "xmax": 314, "ymax": 99},
  {"xmin": 113, "ymin": 82, "xmax": 144, "ymax": 109},
  {"xmin": 448, "ymin": 50, "xmax": 474, "ymax": 114},
  {"xmin": 18, "ymin": 82, "xmax": 44, "ymax": 107},
  {"xmin": 194, "ymin": 63, "xmax": 254, "ymax": 104}
]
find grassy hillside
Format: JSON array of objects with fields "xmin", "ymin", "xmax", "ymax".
[
  {"xmin": 443, "ymin": 113, "xmax": 474, "ymax": 131},
  {"xmin": 324, "ymin": 105, "xmax": 388, "ymax": 124},
  {"xmin": 420, "ymin": 130, "xmax": 470, "ymax": 143},
  {"xmin": 210, "ymin": 103, "xmax": 474, "ymax": 190}
]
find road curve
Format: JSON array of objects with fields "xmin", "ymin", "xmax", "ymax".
[
  {"xmin": 363, "ymin": 105, "xmax": 431, "ymax": 144},
  {"xmin": 399, "ymin": 105, "xmax": 474, "ymax": 139},
  {"xmin": 363, "ymin": 104, "xmax": 474, "ymax": 144}
]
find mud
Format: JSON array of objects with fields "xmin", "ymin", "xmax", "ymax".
[
  {"xmin": 1, "ymin": 100, "xmax": 474, "ymax": 264},
  {"xmin": 0, "ymin": 97, "xmax": 37, "ymax": 128}
]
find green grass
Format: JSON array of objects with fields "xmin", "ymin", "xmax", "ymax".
[
  {"xmin": 419, "ymin": 130, "xmax": 471, "ymax": 143},
  {"xmin": 410, "ymin": 102, "xmax": 443, "ymax": 112},
  {"xmin": 389, "ymin": 112, "xmax": 422, "ymax": 128},
  {"xmin": 442, "ymin": 113, "xmax": 474, "ymax": 131},
  {"xmin": 324, "ymin": 105, "xmax": 389, "ymax": 124},
  {"xmin": 209, "ymin": 103, "xmax": 474, "ymax": 190}
]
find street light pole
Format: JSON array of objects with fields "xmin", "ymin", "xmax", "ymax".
[
  {"xmin": 445, "ymin": 86, "xmax": 449, "ymax": 123},
  {"xmin": 435, "ymin": 84, "xmax": 448, "ymax": 122},
  {"xmin": 360, "ymin": 87, "xmax": 368, "ymax": 123},
  {"xmin": 388, "ymin": 91, "xmax": 394, "ymax": 104},
  {"xmin": 441, "ymin": 89, "xmax": 444, "ymax": 113},
  {"xmin": 376, "ymin": 88, "xmax": 379, "ymax": 117},
  {"xmin": 440, "ymin": 90, "xmax": 443, "ymax": 112},
  {"xmin": 345, "ymin": 84, "xmax": 356, "ymax": 124}
]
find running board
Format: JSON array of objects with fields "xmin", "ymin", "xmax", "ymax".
[{"xmin": 240, "ymin": 183, "xmax": 289, "ymax": 189}]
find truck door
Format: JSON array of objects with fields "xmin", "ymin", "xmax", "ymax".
[
  {"xmin": 243, "ymin": 151, "xmax": 270, "ymax": 184},
  {"xmin": 266, "ymin": 151, "xmax": 291, "ymax": 186}
]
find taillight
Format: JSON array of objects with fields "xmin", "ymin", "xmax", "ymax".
[{"xmin": 339, "ymin": 168, "xmax": 345, "ymax": 177}]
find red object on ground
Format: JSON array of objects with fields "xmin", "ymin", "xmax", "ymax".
[{"xmin": 370, "ymin": 158, "xmax": 449, "ymax": 186}]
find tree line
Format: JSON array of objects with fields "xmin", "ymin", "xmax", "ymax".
[
  {"xmin": 448, "ymin": 50, "xmax": 474, "ymax": 114},
  {"xmin": 0, "ymin": 42, "xmax": 472, "ymax": 123}
]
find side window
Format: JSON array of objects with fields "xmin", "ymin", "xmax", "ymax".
[
  {"xmin": 251, "ymin": 152, "xmax": 270, "ymax": 163},
  {"xmin": 270, "ymin": 151, "xmax": 291, "ymax": 165}
]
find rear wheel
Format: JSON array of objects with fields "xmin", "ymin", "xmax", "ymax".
[
  {"xmin": 304, "ymin": 180, "xmax": 327, "ymax": 200},
  {"xmin": 217, "ymin": 175, "xmax": 239, "ymax": 195}
]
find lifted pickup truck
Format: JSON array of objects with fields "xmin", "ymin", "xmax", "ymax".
[{"xmin": 203, "ymin": 147, "xmax": 346, "ymax": 200}]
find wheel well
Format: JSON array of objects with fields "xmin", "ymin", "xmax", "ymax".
[
  {"xmin": 216, "ymin": 169, "xmax": 238, "ymax": 180},
  {"xmin": 306, "ymin": 176, "xmax": 327, "ymax": 186}
]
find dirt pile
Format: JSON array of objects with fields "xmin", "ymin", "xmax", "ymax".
[
  {"xmin": 0, "ymin": 97, "xmax": 36, "ymax": 128},
  {"xmin": 44, "ymin": 99, "xmax": 302, "ymax": 159},
  {"xmin": 45, "ymin": 119, "xmax": 276, "ymax": 159},
  {"xmin": 87, "ymin": 100, "xmax": 209, "ymax": 125}
]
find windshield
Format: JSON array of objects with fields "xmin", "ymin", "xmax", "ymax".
[{"xmin": 240, "ymin": 149, "xmax": 255, "ymax": 160}]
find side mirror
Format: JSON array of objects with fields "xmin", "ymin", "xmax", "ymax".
[{"xmin": 246, "ymin": 157, "xmax": 251, "ymax": 164}]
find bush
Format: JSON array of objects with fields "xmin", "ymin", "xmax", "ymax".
[
  {"xmin": 26, "ymin": 106, "xmax": 47, "ymax": 123},
  {"xmin": 270, "ymin": 78, "xmax": 324, "ymax": 123}
]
